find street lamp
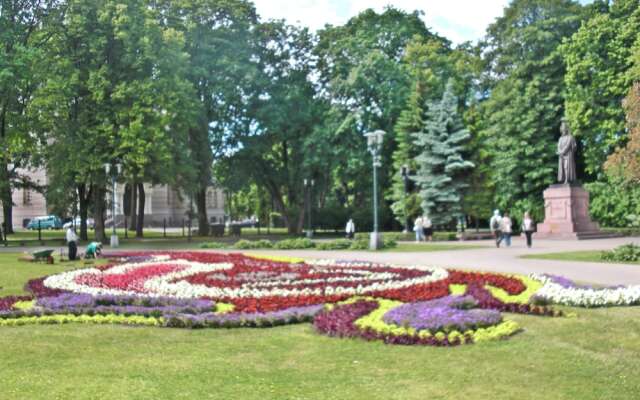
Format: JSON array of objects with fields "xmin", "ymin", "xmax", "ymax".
[
  {"xmin": 401, "ymin": 165, "xmax": 410, "ymax": 233},
  {"xmin": 304, "ymin": 178, "xmax": 315, "ymax": 238},
  {"xmin": 104, "ymin": 162, "xmax": 122, "ymax": 247},
  {"xmin": 365, "ymin": 129, "xmax": 385, "ymax": 250}
]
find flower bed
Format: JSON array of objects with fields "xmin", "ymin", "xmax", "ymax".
[{"xmin": 0, "ymin": 251, "xmax": 635, "ymax": 346}]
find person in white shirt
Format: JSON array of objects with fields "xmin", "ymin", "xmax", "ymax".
[
  {"xmin": 413, "ymin": 216, "xmax": 424, "ymax": 242},
  {"xmin": 345, "ymin": 218, "xmax": 355, "ymax": 239},
  {"xmin": 500, "ymin": 211, "xmax": 513, "ymax": 247},
  {"xmin": 422, "ymin": 215, "xmax": 433, "ymax": 241},
  {"xmin": 521, "ymin": 211, "xmax": 535, "ymax": 248},
  {"xmin": 66, "ymin": 227, "xmax": 78, "ymax": 260},
  {"xmin": 489, "ymin": 210, "xmax": 502, "ymax": 248}
]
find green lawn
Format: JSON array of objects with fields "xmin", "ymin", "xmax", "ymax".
[
  {"xmin": 521, "ymin": 251, "xmax": 640, "ymax": 265},
  {"xmin": 1, "ymin": 253, "xmax": 639, "ymax": 399}
]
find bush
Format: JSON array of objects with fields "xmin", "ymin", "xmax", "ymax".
[
  {"xmin": 273, "ymin": 238, "xmax": 315, "ymax": 250},
  {"xmin": 199, "ymin": 242, "xmax": 229, "ymax": 249},
  {"xmin": 233, "ymin": 240, "xmax": 273, "ymax": 249},
  {"xmin": 316, "ymin": 239, "xmax": 353, "ymax": 250},
  {"xmin": 601, "ymin": 244, "xmax": 640, "ymax": 262}
]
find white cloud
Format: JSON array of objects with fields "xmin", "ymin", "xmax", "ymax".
[
  {"xmin": 252, "ymin": 0, "xmax": 593, "ymax": 44},
  {"xmin": 252, "ymin": 0, "xmax": 510, "ymax": 44}
]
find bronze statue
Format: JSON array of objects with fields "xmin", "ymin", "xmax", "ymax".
[{"xmin": 557, "ymin": 120, "xmax": 577, "ymax": 184}]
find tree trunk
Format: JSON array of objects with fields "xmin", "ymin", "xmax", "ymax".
[
  {"xmin": 196, "ymin": 186, "xmax": 208, "ymax": 236},
  {"xmin": 0, "ymin": 110, "xmax": 14, "ymax": 234},
  {"xmin": 136, "ymin": 183, "xmax": 145, "ymax": 238},
  {"xmin": 93, "ymin": 185, "xmax": 107, "ymax": 243},
  {"xmin": 129, "ymin": 182, "xmax": 137, "ymax": 231},
  {"xmin": 78, "ymin": 183, "xmax": 91, "ymax": 241}
]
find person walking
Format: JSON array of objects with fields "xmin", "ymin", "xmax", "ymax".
[
  {"xmin": 413, "ymin": 216, "xmax": 424, "ymax": 242},
  {"xmin": 490, "ymin": 210, "xmax": 502, "ymax": 247},
  {"xmin": 521, "ymin": 211, "xmax": 535, "ymax": 248},
  {"xmin": 345, "ymin": 218, "xmax": 355, "ymax": 239},
  {"xmin": 422, "ymin": 215, "xmax": 433, "ymax": 242},
  {"xmin": 66, "ymin": 226, "xmax": 78, "ymax": 261},
  {"xmin": 500, "ymin": 211, "xmax": 513, "ymax": 247}
]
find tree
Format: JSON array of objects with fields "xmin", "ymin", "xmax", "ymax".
[
  {"xmin": 31, "ymin": 0, "xmax": 197, "ymax": 241},
  {"xmin": 605, "ymin": 81, "xmax": 640, "ymax": 184},
  {"xmin": 314, "ymin": 8, "xmax": 444, "ymax": 229},
  {"xmin": 479, "ymin": 0, "xmax": 584, "ymax": 217},
  {"xmin": 159, "ymin": 0, "xmax": 258, "ymax": 236},
  {"xmin": 219, "ymin": 22, "xmax": 327, "ymax": 234},
  {"xmin": 412, "ymin": 81, "xmax": 474, "ymax": 226},
  {"xmin": 561, "ymin": 0, "xmax": 640, "ymax": 176},
  {"xmin": 0, "ymin": 0, "xmax": 63, "ymax": 233}
]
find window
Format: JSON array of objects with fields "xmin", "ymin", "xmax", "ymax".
[{"xmin": 22, "ymin": 189, "xmax": 32, "ymax": 206}]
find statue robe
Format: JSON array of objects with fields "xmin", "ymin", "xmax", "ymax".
[{"xmin": 558, "ymin": 135, "xmax": 577, "ymax": 183}]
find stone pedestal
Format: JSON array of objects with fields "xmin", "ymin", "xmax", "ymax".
[{"xmin": 536, "ymin": 184, "xmax": 603, "ymax": 240}]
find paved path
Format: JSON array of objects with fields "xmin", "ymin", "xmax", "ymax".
[
  {"xmin": 243, "ymin": 237, "xmax": 640, "ymax": 286},
  {"xmin": 3, "ymin": 236, "xmax": 639, "ymax": 286}
]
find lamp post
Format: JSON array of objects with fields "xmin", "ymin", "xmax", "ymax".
[
  {"xmin": 401, "ymin": 165, "xmax": 410, "ymax": 233},
  {"xmin": 304, "ymin": 178, "xmax": 315, "ymax": 238},
  {"xmin": 365, "ymin": 130, "xmax": 385, "ymax": 250},
  {"xmin": 103, "ymin": 162, "xmax": 122, "ymax": 247}
]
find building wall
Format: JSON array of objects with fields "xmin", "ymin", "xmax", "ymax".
[{"xmin": 10, "ymin": 168, "xmax": 225, "ymax": 229}]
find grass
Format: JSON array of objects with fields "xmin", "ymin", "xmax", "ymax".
[
  {"xmin": 521, "ymin": 251, "xmax": 640, "ymax": 265},
  {"xmin": 1, "ymin": 253, "xmax": 640, "ymax": 399}
]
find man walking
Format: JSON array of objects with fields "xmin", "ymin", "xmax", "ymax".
[
  {"xmin": 66, "ymin": 226, "xmax": 78, "ymax": 261},
  {"xmin": 500, "ymin": 211, "xmax": 513, "ymax": 247},
  {"xmin": 490, "ymin": 210, "xmax": 502, "ymax": 248}
]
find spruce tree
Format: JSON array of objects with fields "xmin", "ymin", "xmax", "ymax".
[
  {"xmin": 388, "ymin": 81, "xmax": 424, "ymax": 229},
  {"xmin": 412, "ymin": 80, "xmax": 474, "ymax": 226}
]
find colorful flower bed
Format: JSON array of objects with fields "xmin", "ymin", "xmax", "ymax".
[{"xmin": 0, "ymin": 251, "xmax": 638, "ymax": 346}]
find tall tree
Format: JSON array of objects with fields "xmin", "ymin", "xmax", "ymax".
[
  {"xmin": 605, "ymin": 81, "xmax": 640, "ymax": 184},
  {"xmin": 479, "ymin": 0, "xmax": 584, "ymax": 217},
  {"xmin": 32, "ymin": 0, "xmax": 196, "ymax": 241},
  {"xmin": 561, "ymin": 0, "xmax": 640, "ymax": 176},
  {"xmin": 412, "ymin": 81, "xmax": 474, "ymax": 226},
  {"xmin": 158, "ymin": 0, "xmax": 258, "ymax": 236},
  {"xmin": 0, "ymin": 0, "xmax": 63, "ymax": 233}
]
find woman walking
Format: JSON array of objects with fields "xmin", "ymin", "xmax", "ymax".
[
  {"xmin": 521, "ymin": 212, "xmax": 535, "ymax": 248},
  {"xmin": 500, "ymin": 211, "xmax": 513, "ymax": 247},
  {"xmin": 413, "ymin": 216, "xmax": 424, "ymax": 242}
]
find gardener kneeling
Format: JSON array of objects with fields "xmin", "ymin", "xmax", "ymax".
[{"xmin": 84, "ymin": 241, "xmax": 103, "ymax": 259}]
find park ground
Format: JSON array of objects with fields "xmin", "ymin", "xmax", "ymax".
[{"xmin": 1, "ymin": 236, "xmax": 639, "ymax": 399}]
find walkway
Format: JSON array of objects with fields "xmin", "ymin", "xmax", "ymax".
[{"xmin": 247, "ymin": 237, "xmax": 640, "ymax": 286}]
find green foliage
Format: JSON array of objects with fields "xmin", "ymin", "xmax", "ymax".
[
  {"xmin": 199, "ymin": 242, "xmax": 229, "ymax": 249},
  {"xmin": 585, "ymin": 177, "xmax": 640, "ymax": 227},
  {"xmin": 561, "ymin": 1, "xmax": 640, "ymax": 175},
  {"xmin": 233, "ymin": 240, "xmax": 273, "ymax": 250},
  {"xmin": 601, "ymin": 244, "xmax": 640, "ymax": 262},
  {"xmin": 316, "ymin": 239, "xmax": 353, "ymax": 251},
  {"xmin": 412, "ymin": 81, "xmax": 474, "ymax": 225},
  {"xmin": 272, "ymin": 238, "xmax": 315, "ymax": 250},
  {"xmin": 479, "ymin": 0, "xmax": 584, "ymax": 212}
]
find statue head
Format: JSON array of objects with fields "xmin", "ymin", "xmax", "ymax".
[{"xmin": 560, "ymin": 119, "xmax": 570, "ymax": 136}]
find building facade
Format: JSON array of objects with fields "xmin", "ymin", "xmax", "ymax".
[{"xmin": 6, "ymin": 168, "xmax": 225, "ymax": 229}]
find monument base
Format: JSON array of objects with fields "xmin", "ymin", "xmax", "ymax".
[{"xmin": 536, "ymin": 184, "xmax": 613, "ymax": 240}]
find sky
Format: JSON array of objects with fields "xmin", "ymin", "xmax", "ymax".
[{"xmin": 252, "ymin": 0, "xmax": 593, "ymax": 44}]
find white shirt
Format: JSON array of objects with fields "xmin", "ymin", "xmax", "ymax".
[
  {"xmin": 345, "ymin": 220, "xmax": 355, "ymax": 233},
  {"xmin": 423, "ymin": 218, "xmax": 432, "ymax": 228},
  {"xmin": 500, "ymin": 217, "xmax": 513, "ymax": 233},
  {"xmin": 414, "ymin": 217, "xmax": 423, "ymax": 230},
  {"xmin": 66, "ymin": 229, "xmax": 78, "ymax": 243},
  {"xmin": 523, "ymin": 218, "xmax": 534, "ymax": 232}
]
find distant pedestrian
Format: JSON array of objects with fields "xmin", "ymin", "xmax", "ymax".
[
  {"xmin": 345, "ymin": 218, "xmax": 355, "ymax": 239},
  {"xmin": 413, "ymin": 216, "xmax": 424, "ymax": 242},
  {"xmin": 522, "ymin": 211, "xmax": 535, "ymax": 248},
  {"xmin": 66, "ymin": 227, "xmax": 78, "ymax": 261},
  {"xmin": 500, "ymin": 211, "xmax": 513, "ymax": 247},
  {"xmin": 422, "ymin": 215, "xmax": 433, "ymax": 242},
  {"xmin": 490, "ymin": 210, "xmax": 502, "ymax": 247}
]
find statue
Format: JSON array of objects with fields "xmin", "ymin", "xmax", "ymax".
[{"xmin": 557, "ymin": 120, "xmax": 577, "ymax": 184}]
